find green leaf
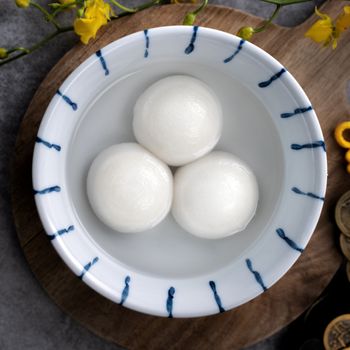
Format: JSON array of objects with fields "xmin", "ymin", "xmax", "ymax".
[{"xmin": 260, "ymin": 0, "xmax": 313, "ymax": 5}]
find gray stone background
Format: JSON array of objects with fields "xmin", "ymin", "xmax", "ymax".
[{"xmin": 0, "ymin": 0, "xmax": 322, "ymax": 349}]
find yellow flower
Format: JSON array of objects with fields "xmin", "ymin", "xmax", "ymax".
[
  {"xmin": 15, "ymin": 0, "xmax": 30, "ymax": 8},
  {"xmin": 305, "ymin": 6, "xmax": 350, "ymax": 49},
  {"xmin": 305, "ymin": 8, "xmax": 335, "ymax": 48},
  {"xmin": 74, "ymin": 0, "xmax": 111, "ymax": 44},
  {"xmin": 237, "ymin": 26, "xmax": 254, "ymax": 41},
  {"xmin": 0, "ymin": 48, "xmax": 8, "ymax": 59},
  {"xmin": 336, "ymin": 6, "xmax": 350, "ymax": 33}
]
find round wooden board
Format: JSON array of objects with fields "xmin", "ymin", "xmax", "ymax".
[{"xmin": 11, "ymin": 3, "xmax": 349, "ymax": 349}]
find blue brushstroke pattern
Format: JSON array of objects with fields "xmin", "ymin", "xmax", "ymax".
[
  {"xmin": 48, "ymin": 225, "xmax": 74, "ymax": 241},
  {"xmin": 209, "ymin": 281, "xmax": 225, "ymax": 313},
  {"xmin": 119, "ymin": 276, "xmax": 130, "ymax": 306},
  {"xmin": 33, "ymin": 186, "xmax": 61, "ymax": 195},
  {"xmin": 291, "ymin": 141, "xmax": 326, "ymax": 152},
  {"xmin": 57, "ymin": 90, "xmax": 78, "ymax": 111},
  {"xmin": 291, "ymin": 187, "xmax": 325, "ymax": 201},
  {"xmin": 258, "ymin": 68, "xmax": 286, "ymax": 88},
  {"xmin": 246, "ymin": 258, "xmax": 267, "ymax": 292},
  {"xmin": 223, "ymin": 39, "xmax": 245, "ymax": 63},
  {"xmin": 144, "ymin": 29, "xmax": 150, "ymax": 58},
  {"xmin": 35, "ymin": 136, "xmax": 61, "ymax": 151},
  {"xmin": 281, "ymin": 106, "xmax": 313, "ymax": 118},
  {"xmin": 96, "ymin": 49, "xmax": 109, "ymax": 76},
  {"xmin": 166, "ymin": 287, "xmax": 175, "ymax": 318},
  {"xmin": 276, "ymin": 228, "xmax": 304, "ymax": 253},
  {"xmin": 78, "ymin": 256, "xmax": 99, "ymax": 280},
  {"xmin": 185, "ymin": 26, "xmax": 199, "ymax": 54}
]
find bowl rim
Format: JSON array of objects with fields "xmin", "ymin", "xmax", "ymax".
[{"xmin": 32, "ymin": 25, "xmax": 327, "ymax": 318}]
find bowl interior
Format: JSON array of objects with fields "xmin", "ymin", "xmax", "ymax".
[
  {"xmin": 67, "ymin": 60, "xmax": 284, "ymax": 278},
  {"xmin": 34, "ymin": 26, "xmax": 326, "ymax": 317}
]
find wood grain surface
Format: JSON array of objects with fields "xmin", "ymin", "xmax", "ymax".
[{"xmin": 11, "ymin": 2, "xmax": 349, "ymax": 349}]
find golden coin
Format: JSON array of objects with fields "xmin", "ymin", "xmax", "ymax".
[
  {"xmin": 347, "ymin": 261, "xmax": 350, "ymax": 283},
  {"xmin": 324, "ymin": 314, "xmax": 350, "ymax": 350},
  {"xmin": 335, "ymin": 191, "xmax": 350, "ymax": 237},
  {"xmin": 340, "ymin": 234, "xmax": 350, "ymax": 260}
]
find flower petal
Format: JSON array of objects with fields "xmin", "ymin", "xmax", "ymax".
[
  {"xmin": 74, "ymin": 17, "xmax": 101, "ymax": 44},
  {"xmin": 73, "ymin": 0, "xmax": 111, "ymax": 44},
  {"xmin": 315, "ymin": 7, "xmax": 332, "ymax": 21},
  {"xmin": 305, "ymin": 19, "xmax": 333, "ymax": 43},
  {"xmin": 336, "ymin": 6, "xmax": 350, "ymax": 33}
]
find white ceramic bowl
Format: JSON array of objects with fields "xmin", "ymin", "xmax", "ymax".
[{"xmin": 32, "ymin": 26, "xmax": 327, "ymax": 318}]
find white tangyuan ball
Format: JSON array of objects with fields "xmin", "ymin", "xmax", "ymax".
[
  {"xmin": 133, "ymin": 75, "xmax": 223, "ymax": 166},
  {"xmin": 172, "ymin": 151, "xmax": 259, "ymax": 239},
  {"xmin": 87, "ymin": 143, "xmax": 173, "ymax": 233}
]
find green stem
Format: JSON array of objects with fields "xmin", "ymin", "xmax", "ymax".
[
  {"xmin": 7, "ymin": 47, "xmax": 30, "ymax": 54},
  {"xmin": 51, "ymin": 1, "xmax": 80, "ymax": 17},
  {"xmin": 30, "ymin": 1, "xmax": 61, "ymax": 29},
  {"xmin": 192, "ymin": 0, "xmax": 208, "ymax": 16},
  {"xmin": 0, "ymin": 26, "xmax": 73, "ymax": 67},
  {"xmin": 1, "ymin": 0, "xmax": 168, "ymax": 67},
  {"xmin": 112, "ymin": 0, "xmax": 168, "ymax": 19},
  {"xmin": 254, "ymin": 4, "xmax": 281, "ymax": 33},
  {"xmin": 109, "ymin": 0, "xmax": 137, "ymax": 12}
]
